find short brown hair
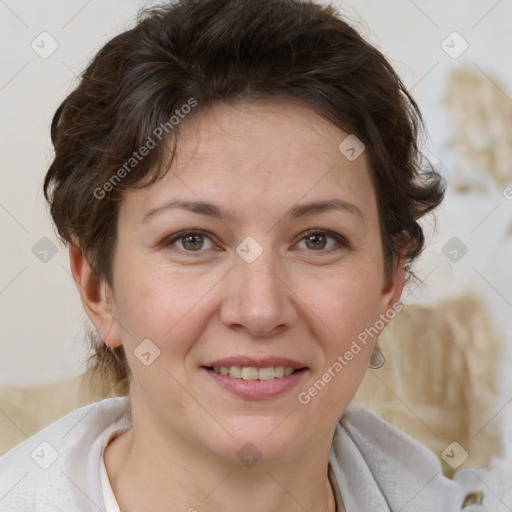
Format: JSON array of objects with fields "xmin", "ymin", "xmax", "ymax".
[{"xmin": 43, "ymin": 0, "xmax": 445, "ymax": 396}]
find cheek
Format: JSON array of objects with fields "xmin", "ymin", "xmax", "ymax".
[
  {"xmin": 113, "ymin": 262, "xmax": 222, "ymax": 352},
  {"xmin": 294, "ymin": 277, "xmax": 378, "ymax": 425},
  {"xmin": 300, "ymin": 264, "xmax": 383, "ymax": 340}
]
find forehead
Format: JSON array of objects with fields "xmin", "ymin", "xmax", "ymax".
[{"xmin": 120, "ymin": 99, "xmax": 377, "ymax": 224}]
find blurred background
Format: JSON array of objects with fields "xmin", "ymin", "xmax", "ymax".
[{"xmin": 1, "ymin": 0, "xmax": 511, "ymax": 470}]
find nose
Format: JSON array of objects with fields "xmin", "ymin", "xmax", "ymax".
[{"xmin": 219, "ymin": 245, "xmax": 298, "ymax": 337}]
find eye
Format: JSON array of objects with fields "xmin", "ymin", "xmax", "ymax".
[
  {"xmin": 162, "ymin": 230, "xmax": 218, "ymax": 254},
  {"xmin": 161, "ymin": 228, "xmax": 349, "ymax": 256},
  {"xmin": 294, "ymin": 229, "xmax": 349, "ymax": 253}
]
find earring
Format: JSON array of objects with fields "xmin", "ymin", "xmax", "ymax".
[{"xmin": 368, "ymin": 337, "xmax": 385, "ymax": 369}]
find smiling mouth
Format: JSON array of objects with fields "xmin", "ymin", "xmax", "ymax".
[{"xmin": 204, "ymin": 365, "xmax": 306, "ymax": 380}]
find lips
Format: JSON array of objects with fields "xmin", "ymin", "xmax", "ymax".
[{"xmin": 201, "ymin": 356, "xmax": 308, "ymax": 398}]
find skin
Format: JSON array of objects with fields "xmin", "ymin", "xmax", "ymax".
[{"xmin": 70, "ymin": 98, "xmax": 404, "ymax": 512}]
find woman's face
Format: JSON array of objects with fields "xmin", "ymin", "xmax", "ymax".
[{"xmin": 100, "ymin": 99, "xmax": 403, "ymax": 464}]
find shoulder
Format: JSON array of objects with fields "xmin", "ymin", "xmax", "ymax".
[
  {"xmin": 330, "ymin": 400, "xmax": 512, "ymax": 511},
  {"xmin": 0, "ymin": 397, "xmax": 130, "ymax": 512}
]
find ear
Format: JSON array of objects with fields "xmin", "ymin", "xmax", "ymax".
[
  {"xmin": 376, "ymin": 251, "xmax": 406, "ymax": 334},
  {"xmin": 68, "ymin": 239, "xmax": 122, "ymax": 348}
]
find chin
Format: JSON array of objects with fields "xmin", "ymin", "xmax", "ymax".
[{"xmin": 206, "ymin": 415, "xmax": 313, "ymax": 465}]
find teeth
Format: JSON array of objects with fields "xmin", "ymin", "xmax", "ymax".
[
  {"xmin": 229, "ymin": 365, "xmax": 242, "ymax": 378},
  {"xmin": 211, "ymin": 365, "xmax": 298, "ymax": 380},
  {"xmin": 258, "ymin": 367, "xmax": 276, "ymax": 381},
  {"xmin": 241, "ymin": 367, "xmax": 259, "ymax": 380},
  {"xmin": 274, "ymin": 366, "xmax": 285, "ymax": 378}
]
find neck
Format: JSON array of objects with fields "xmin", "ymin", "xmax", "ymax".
[{"xmin": 104, "ymin": 418, "xmax": 337, "ymax": 512}]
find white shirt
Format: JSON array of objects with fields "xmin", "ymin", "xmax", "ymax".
[
  {"xmin": 100, "ymin": 430, "xmax": 123, "ymax": 512},
  {"xmin": 0, "ymin": 397, "xmax": 511, "ymax": 511}
]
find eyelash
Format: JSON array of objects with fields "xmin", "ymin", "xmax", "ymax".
[{"xmin": 161, "ymin": 229, "xmax": 349, "ymax": 256}]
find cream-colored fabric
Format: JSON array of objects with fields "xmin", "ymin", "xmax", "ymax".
[
  {"xmin": 0, "ymin": 374, "xmax": 105, "ymax": 457},
  {"xmin": 0, "ymin": 294, "xmax": 502, "ymax": 479},
  {"xmin": 356, "ymin": 293, "xmax": 501, "ymax": 477}
]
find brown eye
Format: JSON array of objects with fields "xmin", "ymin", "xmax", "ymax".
[
  {"xmin": 304, "ymin": 233, "xmax": 328, "ymax": 250},
  {"xmin": 296, "ymin": 230, "xmax": 348, "ymax": 253},
  {"xmin": 181, "ymin": 233, "xmax": 205, "ymax": 251},
  {"xmin": 163, "ymin": 230, "xmax": 216, "ymax": 253}
]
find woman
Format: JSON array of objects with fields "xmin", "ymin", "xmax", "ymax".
[{"xmin": 0, "ymin": 0, "xmax": 510, "ymax": 510}]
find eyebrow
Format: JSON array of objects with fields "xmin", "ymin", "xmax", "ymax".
[{"xmin": 142, "ymin": 197, "xmax": 363, "ymax": 223}]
